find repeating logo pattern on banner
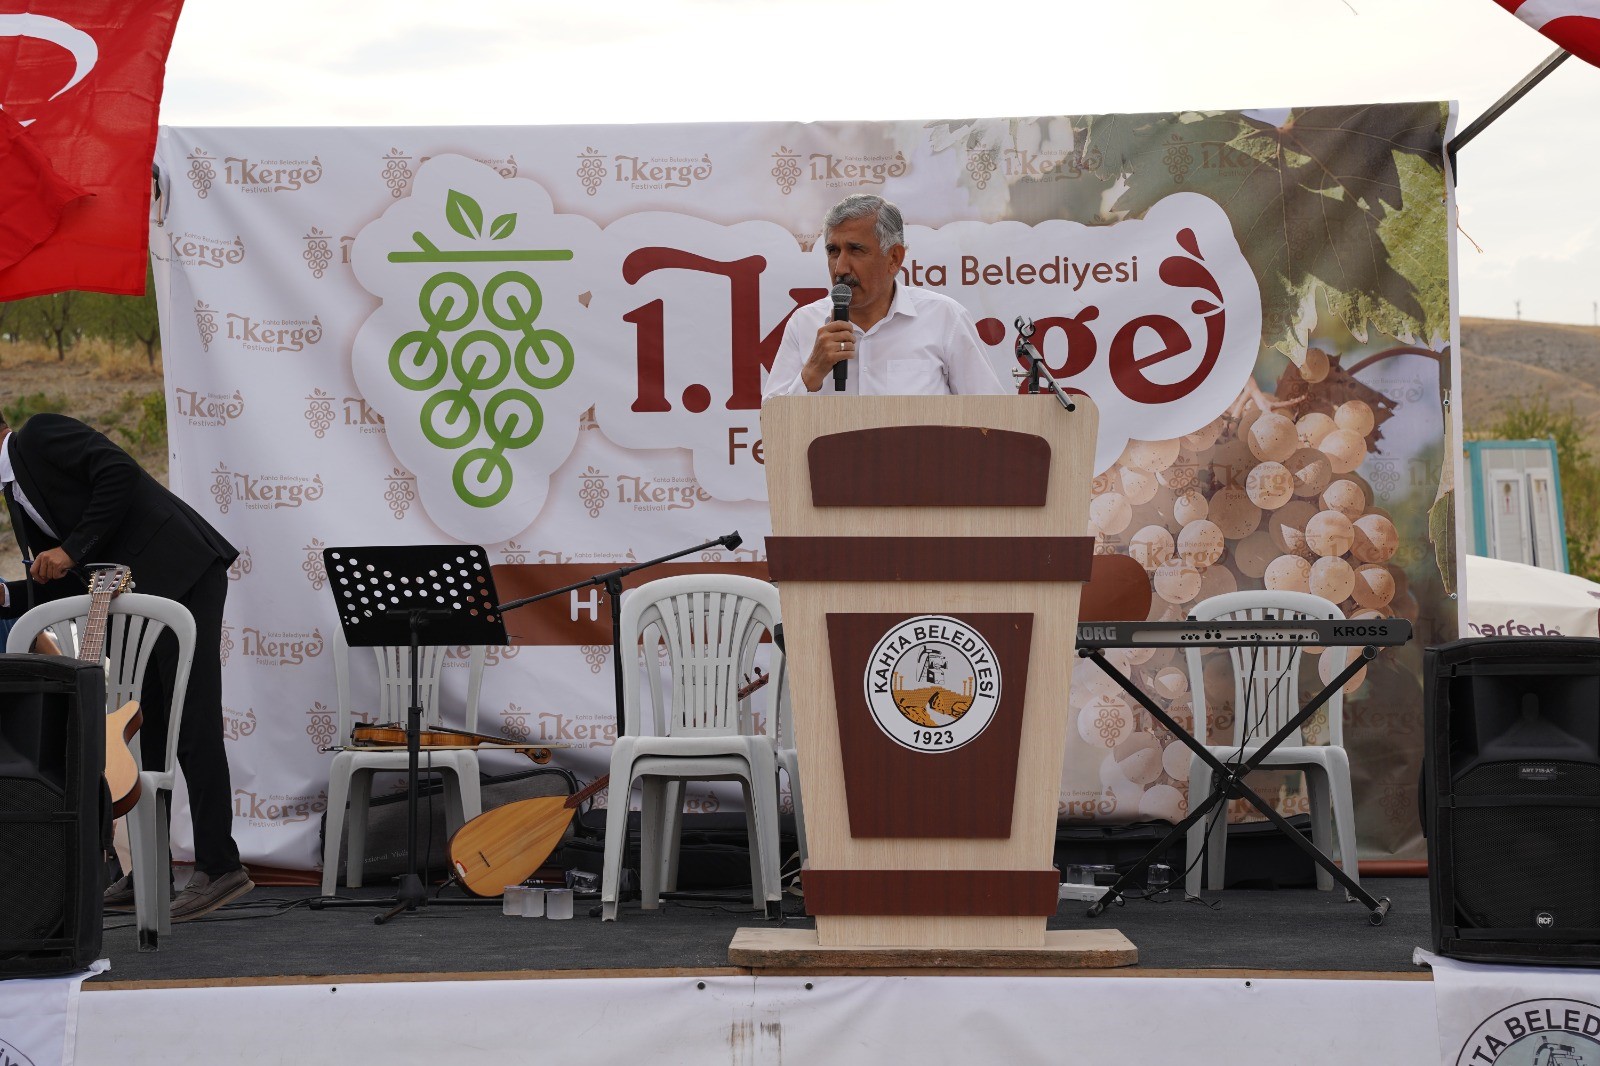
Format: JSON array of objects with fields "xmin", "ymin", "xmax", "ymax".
[{"xmin": 864, "ymin": 615, "xmax": 1002, "ymax": 753}]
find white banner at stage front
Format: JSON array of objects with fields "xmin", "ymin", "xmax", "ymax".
[
  {"xmin": 0, "ymin": 962, "xmax": 106, "ymax": 1066},
  {"xmin": 1418, "ymin": 949, "xmax": 1600, "ymax": 1066},
  {"xmin": 75, "ymin": 972, "xmax": 1439, "ymax": 1066},
  {"xmin": 150, "ymin": 108, "xmax": 1457, "ymax": 871}
]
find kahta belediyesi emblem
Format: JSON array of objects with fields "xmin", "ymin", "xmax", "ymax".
[
  {"xmin": 864, "ymin": 615, "xmax": 1001, "ymax": 753},
  {"xmin": 1455, "ymin": 998, "xmax": 1600, "ymax": 1066}
]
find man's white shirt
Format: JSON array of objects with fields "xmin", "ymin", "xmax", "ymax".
[
  {"xmin": 1, "ymin": 432, "xmax": 64, "ymax": 607},
  {"xmin": 0, "ymin": 433, "xmax": 53, "ymax": 539},
  {"xmin": 762, "ymin": 283, "xmax": 1009, "ymax": 399}
]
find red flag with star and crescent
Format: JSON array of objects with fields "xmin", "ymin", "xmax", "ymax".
[
  {"xmin": 1493, "ymin": 0, "xmax": 1600, "ymax": 67},
  {"xmin": 0, "ymin": 1, "xmax": 184, "ymax": 300}
]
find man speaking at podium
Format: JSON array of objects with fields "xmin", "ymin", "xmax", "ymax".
[{"xmin": 762, "ymin": 194, "xmax": 1008, "ymax": 399}]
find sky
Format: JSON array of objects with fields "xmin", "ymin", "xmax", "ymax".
[{"xmin": 156, "ymin": 0, "xmax": 1600, "ymax": 328}]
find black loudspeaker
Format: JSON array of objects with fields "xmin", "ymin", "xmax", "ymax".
[
  {"xmin": 0, "ymin": 653, "xmax": 105, "ymax": 978},
  {"xmin": 1425, "ymin": 636, "xmax": 1600, "ymax": 966}
]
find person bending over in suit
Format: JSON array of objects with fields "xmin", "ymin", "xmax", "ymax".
[{"xmin": 0, "ymin": 409, "xmax": 253, "ymax": 921}]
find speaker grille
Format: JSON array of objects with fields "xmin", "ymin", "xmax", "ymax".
[
  {"xmin": 0, "ymin": 776, "xmax": 69, "ymax": 945},
  {"xmin": 1452, "ymin": 760, "xmax": 1600, "ymax": 935}
]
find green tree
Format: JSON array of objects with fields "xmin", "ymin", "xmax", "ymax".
[
  {"xmin": 73, "ymin": 290, "xmax": 122, "ymax": 346},
  {"xmin": 1483, "ymin": 397, "xmax": 1600, "ymax": 581},
  {"xmin": 14, "ymin": 291, "xmax": 78, "ymax": 360},
  {"xmin": 119, "ymin": 282, "xmax": 161, "ymax": 366},
  {"xmin": 77, "ymin": 266, "xmax": 161, "ymax": 365},
  {"xmin": 0, "ymin": 298, "xmax": 19, "ymax": 350}
]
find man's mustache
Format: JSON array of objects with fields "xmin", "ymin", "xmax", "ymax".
[{"xmin": 833, "ymin": 275, "xmax": 860, "ymax": 288}]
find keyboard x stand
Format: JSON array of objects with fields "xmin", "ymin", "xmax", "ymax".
[{"xmin": 1078, "ymin": 644, "xmax": 1392, "ymax": 925}]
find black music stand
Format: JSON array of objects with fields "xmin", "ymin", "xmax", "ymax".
[
  {"xmin": 318, "ymin": 544, "xmax": 507, "ymax": 924},
  {"xmin": 1079, "ymin": 637, "xmax": 1394, "ymax": 924}
]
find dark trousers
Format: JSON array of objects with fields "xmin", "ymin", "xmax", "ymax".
[{"xmin": 137, "ymin": 559, "xmax": 241, "ymax": 877}]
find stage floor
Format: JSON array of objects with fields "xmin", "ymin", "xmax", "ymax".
[{"xmin": 90, "ymin": 876, "xmax": 1434, "ymax": 985}]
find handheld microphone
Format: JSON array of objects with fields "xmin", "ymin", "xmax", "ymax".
[{"xmin": 830, "ymin": 284, "xmax": 852, "ymax": 392}]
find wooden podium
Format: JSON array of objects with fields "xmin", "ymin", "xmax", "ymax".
[{"xmin": 730, "ymin": 395, "xmax": 1135, "ymax": 968}]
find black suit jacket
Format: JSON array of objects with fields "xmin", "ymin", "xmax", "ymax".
[{"xmin": 3, "ymin": 413, "xmax": 238, "ymax": 618}]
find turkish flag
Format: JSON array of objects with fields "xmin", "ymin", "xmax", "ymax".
[
  {"xmin": 1493, "ymin": 0, "xmax": 1600, "ymax": 68},
  {"xmin": 0, "ymin": 1, "xmax": 184, "ymax": 300},
  {"xmin": 0, "ymin": 107, "xmax": 87, "ymax": 272}
]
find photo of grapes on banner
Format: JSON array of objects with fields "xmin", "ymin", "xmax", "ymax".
[{"xmin": 1017, "ymin": 103, "xmax": 1456, "ymax": 861}]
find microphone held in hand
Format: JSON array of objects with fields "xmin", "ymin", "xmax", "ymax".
[{"xmin": 831, "ymin": 283, "xmax": 852, "ymax": 392}]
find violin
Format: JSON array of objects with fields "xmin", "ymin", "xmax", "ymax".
[
  {"xmin": 351, "ymin": 668, "xmax": 771, "ymax": 761},
  {"xmin": 350, "ymin": 722, "xmax": 555, "ymax": 763}
]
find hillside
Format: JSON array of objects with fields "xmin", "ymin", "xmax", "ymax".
[{"xmin": 1460, "ymin": 316, "xmax": 1600, "ymax": 442}]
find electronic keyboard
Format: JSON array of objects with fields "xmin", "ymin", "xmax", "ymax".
[{"xmin": 1075, "ymin": 617, "xmax": 1412, "ymax": 649}]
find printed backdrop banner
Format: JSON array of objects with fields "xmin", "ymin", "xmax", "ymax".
[{"xmin": 151, "ymin": 105, "xmax": 1459, "ymax": 871}]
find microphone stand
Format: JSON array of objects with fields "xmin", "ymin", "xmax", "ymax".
[
  {"xmin": 498, "ymin": 531, "xmax": 744, "ymax": 741},
  {"xmin": 1014, "ymin": 317, "xmax": 1077, "ymax": 412}
]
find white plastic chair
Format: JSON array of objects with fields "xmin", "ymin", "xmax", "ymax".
[
  {"xmin": 1182, "ymin": 590, "xmax": 1358, "ymax": 897},
  {"xmin": 321, "ymin": 629, "xmax": 486, "ymax": 896},
  {"xmin": 600, "ymin": 574, "xmax": 782, "ymax": 921},
  {"xmin": 8, "ymin": 593, "xmax": 197, "ymax": 950},
  {"xmin": 771, "ymin": 645, "xmax": 808, "ymax": 872}
]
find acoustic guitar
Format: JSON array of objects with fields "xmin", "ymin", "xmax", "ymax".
[
  {"xmin": 79, "ymin": 565, "xmax": 144, "ymax": 817},
  {"xmin": 448, "ymin": 668, "xmax": 771, "ymax": 897}
]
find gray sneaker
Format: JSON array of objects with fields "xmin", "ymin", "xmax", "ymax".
[{"xmin": 170, "ymin": 867, "xmax": 254, "ymax": 923}]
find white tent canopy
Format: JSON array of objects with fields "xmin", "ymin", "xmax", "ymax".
[{"xmin": 1464, "ymin": 554, "xmax": 1600, "ymax": 639}]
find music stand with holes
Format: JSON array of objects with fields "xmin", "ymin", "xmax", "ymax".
[{"xmin": 318, "ymin": 544, "xmax": 508, "ymax": 924}]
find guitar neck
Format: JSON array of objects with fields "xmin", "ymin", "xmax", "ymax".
[
  {"xmin": 77, "ymin": 565, "xmax": 133, "ymax": 668},
  {"xmin": 78, "ymin": 588, "xmax": 115, "ymax": 665}
]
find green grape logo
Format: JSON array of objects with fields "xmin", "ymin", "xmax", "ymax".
[{"xmin": 386, "ymin": 189, "xmax": 574, "ymax": 508}]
